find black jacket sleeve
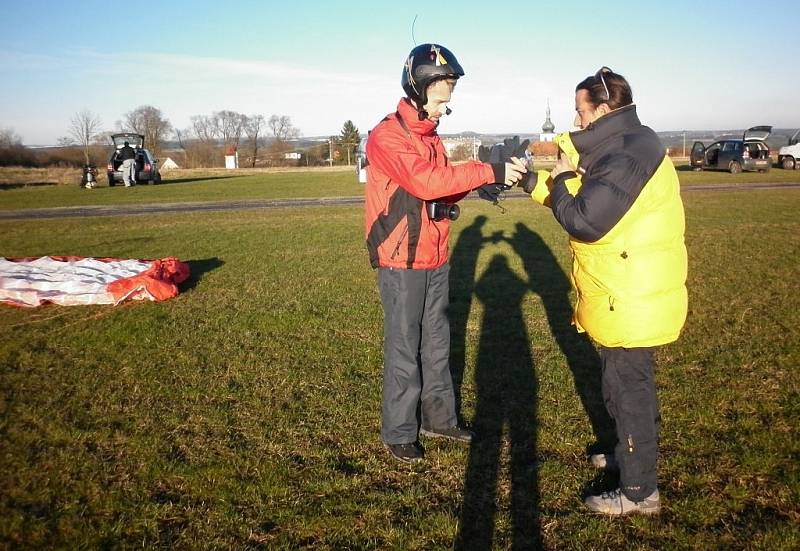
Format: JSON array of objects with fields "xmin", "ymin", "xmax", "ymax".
[{"xmin": 550, "ymin": 153, "xmax": 651, "ymax": 243}]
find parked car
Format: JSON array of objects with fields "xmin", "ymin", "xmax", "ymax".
[
  {"xmin": 106, "ymin": 133, "xmax": 161, "ymax": 185},
  {"xmin": 690, "ymin": 126, "xmax": 772, "ymax": 174},
  {"xmin": 777, "ymin": 129, "xmax": 800, "ymax": 170}
]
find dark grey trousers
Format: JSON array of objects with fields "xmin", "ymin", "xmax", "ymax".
[
  {"xmin": 600, "ymin": 346, "xmax": 660, "ymax": 502},
  {"xmin": 378, "ymin": 265, "xmax": 458, "ymax": 445}
]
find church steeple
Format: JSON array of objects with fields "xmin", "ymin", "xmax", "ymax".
[{"xmin": 542, "ymin": 98, "xmax": 555, "ymax": 133}]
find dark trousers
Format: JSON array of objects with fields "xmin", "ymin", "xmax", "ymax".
[
  {"xmin": 378, "ymin": 265, "xmax": 457, "ymax": 444},
  {"xmin": 600, "ymin": 346, "xmax": 660, "ymax": 502}
]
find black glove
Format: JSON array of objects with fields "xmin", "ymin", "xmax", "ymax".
[
  {"xmin": 519, "ymin": 171, "xmax": 535, "ymax": 194},
  {"xmin": 478, "ymin": 143, "xmax": 497, "ymax": 163},
  {"xmin": 480, "ymin": 136, "xmax": 533, "ymax": 180},
  {"xmin": 477, "ymin": 182, "xmax": 507, "ymax": 204},
  {"xmin": 506, "ymin": 136, "xmax": 534, "ymax": 192},
  {"xmin": 502, "ymin": 136, "xmax": 531, "ymax": 161}
]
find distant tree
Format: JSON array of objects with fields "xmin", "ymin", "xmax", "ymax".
[
  {"xmin": 339, "ymin": 120, "xmax": 360, "ymax": 165},
  {"xmin": 176, "ymin": 123, "xmax": 219, "ymax": 169},
  {"xmin": 244, "ymin": 114, "xmax": 265, "ymax": 168},
  {"xmin": 122, "ymin": 105, "xmax": 172, "ymax": 158},
  {"xmin": 268, "ymin": 115, "xmax": 300, "ymax": 142},
  {"xmin": 190, "ymin": 114, "xmax": 219, "ymax": 144},
  {"xmin": 0, "ymin": 127, "xmax": 35, "ymax": 167},
  {"xmin": 449, "ymin": 143, "xmax": 472, "ymax": 162},
  {"xmin": 69, "ymin": 110, "xmax": 102, "ymax": 166},
  {"xmin": 268, "ymin": 115, "xmax": 300, "ymax": 166},
  {"xmin": 93, "ymin": 131, "xmax": 113, "ymax": 147},
  {"xmin": 0, "ymin": 127, "xmax": 22, "ymax": 148},
  {"xmin": 214, "ymin": 110, "xmax": 247, "ymax": 150},
  {"xmin": 303, "ymin": 141, "xmax": 329, "ymax": 166},
  {"xmin": 173, "ymin": 127, "xmax": 193, "ymax": 167}
]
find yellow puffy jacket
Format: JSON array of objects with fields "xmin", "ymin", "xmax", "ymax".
[{"xmin": 529, "ymin": 105, "xmax": 687, "ymax": 348}]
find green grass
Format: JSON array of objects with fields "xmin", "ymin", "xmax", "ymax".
[
  {"xmin": 0, "ymin": 169, "xmax": 363, "ymax": 210},
  {"xmin": 1, "ymin": 164, "xmax": 798, "ymax": 211},
  {"xmin": 1, "ymin": 179, "xmax": 799, "ymax": 549}
]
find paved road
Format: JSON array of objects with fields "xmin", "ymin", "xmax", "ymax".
[{"xmin": 1, "ymin": 182, "xmax": 799, "ymax": 221}]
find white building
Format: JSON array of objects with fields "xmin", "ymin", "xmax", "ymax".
[
  {"xmin": 160, "ymin": 157, "xmax": 180, "ymax": 170},
  {"xmin": 225, "ymin": 147, "xmax": 239, "ymax": 169}
]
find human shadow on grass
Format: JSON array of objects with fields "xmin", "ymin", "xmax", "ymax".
[
  {"xmin": 449, "ymin": 215, "xmax": 488, "ymax": 424},
  {"xmin": 182, "ymin": 257, "xmax": 225, "ymax": 292},
  {"xmin": 455, "ymin": 252, "xmax": 541, "ymax": 549},
  {"xmin": 508, "ymin": 223, "xmax": 615, "ymax": 458},
  {"xmin": 451, "ymin": 221, "xmax": 617, "ymax": 548}
]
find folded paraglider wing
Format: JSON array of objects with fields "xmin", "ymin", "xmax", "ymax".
[{"xmin": 0, "ymin": 256, "xmax": 190, "ymax": 307}]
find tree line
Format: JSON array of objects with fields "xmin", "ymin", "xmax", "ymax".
[{"xmin": 1, "ymin": 106, "xmax": 362, "ymax": 169}]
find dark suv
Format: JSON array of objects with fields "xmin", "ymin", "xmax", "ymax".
[
  {"xmin": 690, "ymin": 126, "xmax": 772, "ymax": 174},
  {"xmin": 107, "ymin": 133, "xmax": 161, "ymax": 185}
]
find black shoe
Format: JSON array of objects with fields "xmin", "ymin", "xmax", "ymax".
[
  {"xmin": 385, "ymin": 442, "xmax": 424, "ymax": 464},
  {"xmin": 419, "ymin": 425, "xmax": 474, "ymax": 443}
]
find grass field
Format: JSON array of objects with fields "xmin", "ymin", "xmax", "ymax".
[
  {"xmin": 2, "ymin": 164, "xmax": 800, "ymax": 212},
  {"xmin": 1, "ymin": 171, "xmax": 799, "ymax": 549}
]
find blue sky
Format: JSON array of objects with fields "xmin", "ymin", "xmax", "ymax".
[{"xmin": 1, "ymin": 0, "xmax": 797, "ymax": 145}]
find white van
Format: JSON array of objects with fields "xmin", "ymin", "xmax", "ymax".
[
  {"xmin": 355, "ymin": 137, "xmax": 368, "ymax": 183},
  {"xmin": 777, "ymin": 129, "xmax": 800, "ymax": 170}
]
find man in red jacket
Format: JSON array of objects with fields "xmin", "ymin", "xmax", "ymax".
[{"xmin": 365, "ymin": 43, "xmax": 527, "ymax": 463}]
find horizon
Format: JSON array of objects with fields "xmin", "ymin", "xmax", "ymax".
[
  {"xmin": 22, "ymin": 127, "xmax": 797, "ymax": 150},
  {"xmin": 2, "ymin": 0, "xmax": 798, "ymax": 146}
]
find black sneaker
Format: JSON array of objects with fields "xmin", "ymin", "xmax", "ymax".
[
  {"xmin": 385, "ymin": 442, "xmax": 424, "ymax": 464},
  {"xmin": 419, "ymin": 425, "xmax": 474, "ymax": 443}
]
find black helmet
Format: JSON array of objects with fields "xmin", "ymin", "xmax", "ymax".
[{"xmin": 402, "ymin": 44, "xmax": 464, "ymax": 108}]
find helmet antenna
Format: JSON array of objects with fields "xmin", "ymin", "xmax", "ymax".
[{"xmin": 411, "ymin": 15, "xmax": 418, "ymax": 46}]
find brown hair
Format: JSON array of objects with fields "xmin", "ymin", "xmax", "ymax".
[{"xmin": 576, "ymin": 67, "xmax": 633, "ymax": 110}]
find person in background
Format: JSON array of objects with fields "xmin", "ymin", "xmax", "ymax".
[
  {"xmin": 118, "ymin": 141, "xmax": 136, "ymax": 187},
  {"xmin": 521, "ymin": 67, "xmax": 687, "ymax": 515},
  {"xmin": 365, "ymin": 43, "xmax": 527, "ymax": 464}
]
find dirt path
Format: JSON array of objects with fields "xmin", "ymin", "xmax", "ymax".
[{"xmin": 1, "ymin": 182, "xmax": 799, "ymax": 221}]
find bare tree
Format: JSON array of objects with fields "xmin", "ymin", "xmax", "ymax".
[
  {"xmin": 173, "ymin": 127, "xmax": 193, "ymax": 168},
  {"xmin": 191, "ymin": 114, "xmax": 219, "ymax": 144},
  {"xmin": 215, "ymin": 110, "xmax": 247, "ymax": 150},
  {"xmin": 122, "ymin": 105, "xmax": 172, "ymax": 158},
  {"xmin": 0, "ymin": 128, "xmax": 23, "ymax": 148},
  {"xmin": 267, "ymin": 115, "xmax": 300, "ymax": 165},
  {"xmin": 179, "ymin": 120, "xmax": 221, "ymax": 169},
  {"xmin": 268, "ymin": 115, "xmax": 300, "ymax": 142},
  {"xmin": 0, "ymin": 127, "xmax": 35, "ymax": 167},
  {"xmin": 69, "ymin": 110, "xmax": 102, "ymax": 165},
  {"xmin": 244, "ymin": 114, "xmax": 265, "ymax": 167}
]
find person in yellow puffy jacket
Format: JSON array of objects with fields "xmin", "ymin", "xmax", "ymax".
[{"xmin": 521, "ymin": 67, "xmax": 687, "ymax": 516}]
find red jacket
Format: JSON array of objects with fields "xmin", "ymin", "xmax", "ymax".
[{"xmin": 365, "ymin": 99, "xmax": 495, "ymax": 270}]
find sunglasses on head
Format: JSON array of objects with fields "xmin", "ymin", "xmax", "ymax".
[{"xmin": 595, "ymin": 66, "xmax": 612, "ymax": 102}]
